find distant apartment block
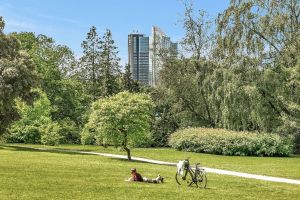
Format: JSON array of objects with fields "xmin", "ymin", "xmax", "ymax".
[{"xmin": 128, "ymin": 27, "xmax": 178, "ymax": 86}]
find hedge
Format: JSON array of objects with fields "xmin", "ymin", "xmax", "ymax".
[{"xmin": 169, "ymin": 128, "xmax": 293, "ymax": 156}]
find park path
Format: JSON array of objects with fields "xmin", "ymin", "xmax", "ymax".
[{"xmin": 27, "ymin": 146, "xmax": 300, "ymax": 185}]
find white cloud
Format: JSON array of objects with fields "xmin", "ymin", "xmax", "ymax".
[{"xmin": 5, "ymin": 18, "xmax": 36, "ymax": 31}]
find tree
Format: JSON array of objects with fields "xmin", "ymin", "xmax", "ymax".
[
  {"xmin": 0, "ymin": 17, "xmax": 4, "ymax": 31},
  {"xmin": 150, "ymin": 87, "xmax": 179, "ymax": 146},
  {"xmin": 160, "ymin": 58, "xmax": 217, "ymax": 127},
  {"xmin": 159, "ymin": 0, "xmax": 300, "ymax": 150},
  {"xmin": 122, "ymin": 64, "xmax": 141, "ymax": 92},
  {"xmin": 80, "ymin": 26, "xmax": 102, "ymax": 101},
  {"xmin": 82, "ymin": 91, "xmax": 153, "ymax": 160},
  {"xmin": 181, "ymin": 1, "xmax": 213, "ymax": 60},
  {"xmin": 99, "ymin": 29, "xmax": 121, "ymax": 97},
  {"xmin": 13, "ymin": 32, "xmax": 91, "ymax": 128},
  {"xmin": 8, "ymin": 89, "xmax": 61, "ymax": 145},
  {"xmin": 179, "ymin": 1, "xmax": 216, "ymax": 128},
  {"xmin": 216, "ymin": 0, "xmax": 300, "ymax": 145},
  {"xmin": 0, "ymin": 17, "xmax": 38, "ymax": 134}
]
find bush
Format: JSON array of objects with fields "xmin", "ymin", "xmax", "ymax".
[
  {"xmin": 294, "ymin": 132, "xmax": 300, "ymax": 154},
  {"xmin": 169, "ymin": 128, "xmax": 293, "ymax": 157},
  {"xmin": 80, "ymin": 128, "xmax": 96, "ymax": 145},
  {"xmin": 58, "ymin": 118, "xmax": 80, "ymax": 144},
  {"xmin": 41, "ymin": 122, "xmax": 61, "ymax": 146},
  {"xmin": 7, "ymin": 124, "xmax": 41, "ymax": 144},
  {"xmin": 7, "ymin": 89, "xmax": 63, "ymax": 145}
]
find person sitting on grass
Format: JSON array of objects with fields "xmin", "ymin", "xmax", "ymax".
[{"xmin": 126, "ymin": 168, "xmax": 164, "ymax": 183}]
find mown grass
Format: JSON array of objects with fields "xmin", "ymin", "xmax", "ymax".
[
  {"xmin": 0, "ymin": 144, "xmax": 299, "ymax": 200},
  {"xmin": 9, "ymin": 144, "xmax": 300, "ymax": 180}
]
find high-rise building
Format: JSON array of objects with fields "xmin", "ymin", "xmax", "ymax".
[
  {"xmin": 128, "ymin": 34, "xmax": 149, "ymax": 85},
  {"xmin": 149, "ymin": 26, "xmax": 178, "ymax": 87},
  {"xmin": 128, "ymin": 27, "xmax": 177, "ymax": 86}
]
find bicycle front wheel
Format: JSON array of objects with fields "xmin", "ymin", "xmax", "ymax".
[
  {"xmin": 175, "ymin": 170, "xmax": 193, "ymax": 186},
  {"xmin": 175, "ymin": 169, "xmax": 188, "ymax": 185},
  {"xmin": 196, "ymin": 171, "xmax": 207, "ymax": 188}
]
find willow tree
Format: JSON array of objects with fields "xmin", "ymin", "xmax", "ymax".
[
  {"xmin": 159, "ymin": 1, "xmax": 218, "ymax": 128},
  {"xmin": 216, "ymin": 0, "xmax": 300, "ymax": 132},
  {"xmin": 159, "ymin": 0, "xmax": 299, "ymax": 141}
]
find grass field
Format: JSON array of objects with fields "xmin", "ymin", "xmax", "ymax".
[
  {"xmin": 9, "ymin": 144, "xmax": 300, "ymax": 179},
  {"xmin": 1, "ymin": 144, "xmax": 299, "ymax": 200}
]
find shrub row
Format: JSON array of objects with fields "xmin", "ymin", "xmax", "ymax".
[
  {"xmin": 169, "ymin": 128, "xmax": 293, "ymax": 156},
  {"xmin": 7, "ymin": 118, "xmax": 80, "ymax": 145}
]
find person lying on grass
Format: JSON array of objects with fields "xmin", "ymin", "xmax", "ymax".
[{"xmin": 125, "ymin": 168, "xmax": 164, "ymax": 183}]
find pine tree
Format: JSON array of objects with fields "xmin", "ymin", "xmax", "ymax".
[
  {"xmin": 80, "ymin": 26, "xmax": 102, "ymax": 101},
  {"xmin": 99, "ymin": 29, "xmax": 121, "ymax": 97},
  {"xmin": 122, "ymin": 64, "xmax": 141, "ymax": 92}
]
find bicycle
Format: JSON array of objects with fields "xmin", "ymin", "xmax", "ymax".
[{"xmin": 175, "ymin": 158, "xmax": 207, "ymax": 188}]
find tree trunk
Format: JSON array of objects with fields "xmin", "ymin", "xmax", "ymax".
[
  {"xmin": 124, "ymin": 146, "xmax": 131, "ymax": 161},
  {"xmin": 122, "ymin": 131, "xmax": 131, "ymax": 160}
]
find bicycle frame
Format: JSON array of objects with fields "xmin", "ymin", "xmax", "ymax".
[{"xmin": 177, "ymin": 159, "xmax": 207, "ymax": 188}]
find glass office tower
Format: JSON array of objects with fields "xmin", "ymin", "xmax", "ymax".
[
  {"xmin": 149, "ymin": 26, "xmax": 178, "ymax": 87},
  {"xmin": 128, "ymin": 34, "xmax": 149, "ymax": 85}
]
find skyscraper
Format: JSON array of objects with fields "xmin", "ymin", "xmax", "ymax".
[
  {"xmin": 149, "ymin": 26, "xmax": 178, "ymax": 87},
  {"xmin": 128, "ymin": 34, "xmax": 149, "ymax": 85},
  {"xmin": 128, "ymin": 27, "xmax": 177, "ymax": 86}
]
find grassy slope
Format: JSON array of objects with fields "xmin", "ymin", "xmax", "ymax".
[
  {"xmin": 0, "ymin": 145, "xmax": 299, "ymax": 200},
  {"xmin": 10, "ymin": 144, "xmax": 300, "ymax": 180}
]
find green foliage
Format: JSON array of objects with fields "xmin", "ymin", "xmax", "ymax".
[
  {"xmin": 58, "ymin": 118, "xmax": 80, "ymax": 144},
  {"xmin": 122, "ymin": 64, "xmax": 141, "ymax": 92},
  {"xmin": 82, "ymin": 91, "xmax": 153, "ymax": 159},
  {"xmin": 0, "ymin": 17, "xmax": 4, "ymax": 32},
  {"xmin": 99, "ymin": 29, "xmax": 121, "ymax": 97},
  {"xmin": 13, "ymin": 32, "xmax": 89, "ymax": 125},
  {"xmin": 41, "ymin": 121, "xmax": 61, "ymax": 146},
  {"xmin": 169, "ymin": 128, "xmax": 293, "ymax": 157},
  {"xmin": 0, "ymin": 21, "xmax": 38, "ymax": 134},
  {"xmin": 79, "ymin": 27, "xmax": 121, "ymax": 100},
  {"xmin": 2, "ymin": 0, "xmax": 299, "ymax": 153},
  {"xmin": 150, "ymin": 87, "xmax": 179, "ymax": 147},
  {"xmin": 7, "ymin": 89, "xmax": 62, "ymax": 145},
  {"xmin": 79, "ymin": 26, "xmax": 102, "ymax": 100},
  {"xmin": 158, "ymin": 0, "xmax": 300, "ymax": 153}
]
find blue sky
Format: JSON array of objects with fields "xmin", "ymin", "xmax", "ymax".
[{"xmin": 0, "ymin": 0, "xmax": 229, "ymax": 65}]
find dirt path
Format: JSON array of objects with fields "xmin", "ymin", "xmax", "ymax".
[{"xmin": 26, "ymin": 146, "xmax": 300, "ymax": 185}]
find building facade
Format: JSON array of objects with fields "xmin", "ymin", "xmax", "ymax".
[
  {"xmin": 128, "ymin": 27, "xmax": 177, "ymax": 86},
  {"xmin": 149, "ymin": 26, "xmax": 178, "ymax": 87},
  {"xmin": 128, "ymin": 34, "xmax": 149, "ymax": 84}
]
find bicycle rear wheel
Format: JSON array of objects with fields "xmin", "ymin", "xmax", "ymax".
[{"xmin": 196, "ymin": 172, "xmax": 207, "ymax": 188}]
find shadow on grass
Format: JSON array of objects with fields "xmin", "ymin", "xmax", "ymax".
[
  {"xmin": 0, "ymin": 144, "xmax": 155, "ymax": 165},
  {"xmin": 0, "ymin": 144, "xmax": 83, "ymax": 155}
]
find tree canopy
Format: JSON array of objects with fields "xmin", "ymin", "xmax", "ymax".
[
  {"xmin": 81, "ymin": 91, "xmax": 153, "ymax": 160},
  {"xmin": 0, "ymin": 18, "xmax": 38, "ymax": 134}
]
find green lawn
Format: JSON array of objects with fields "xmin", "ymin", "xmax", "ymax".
[
  {"xmin": 9, "ymin": 144, "xmax": 300, "ymax": 179},
  {"xmin": 0, "ymin": 144, "xmax": 299, "ymax": 200}
]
